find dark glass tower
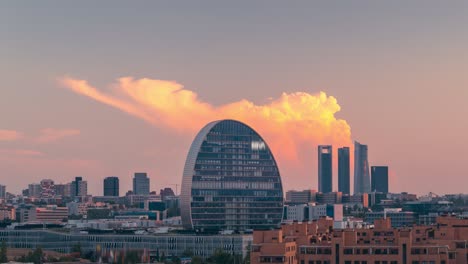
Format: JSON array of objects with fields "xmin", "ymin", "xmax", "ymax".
[
  {"xmin": 104, "ymin": 176, "xmax": 119, "ymax": 196},
  {"xmin": 354, "ymin": 141, "xmax": 371, "ymax": 194},
  {"xmin": 371, "ymin": 166, "xmax": 389, "ymax": 193},
  {"xmin": 318, "ymin": 145, "xmax": 332, "ymax": 193},
  {"xmin": 180, "ymin": 119, "xmax": 284, "ymax": 231},
  {"xmin": 338, "ymin": 147, "xmax": 350, "ymax": 195}
]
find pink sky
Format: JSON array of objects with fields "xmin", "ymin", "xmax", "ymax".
[{"xmin": 1, "ymin": 2, "xmax": 467, "ymax": 195}]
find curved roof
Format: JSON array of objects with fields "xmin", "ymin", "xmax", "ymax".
[
  {"xmin": 180, "ymin": 119, "xmax": 284, "ymax": 230},
  {"xmin": 180, "ymin": 120, "xmax": 220, "ymax": 229}
]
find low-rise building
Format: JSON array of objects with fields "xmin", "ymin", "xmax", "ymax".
[
  {"xmin": 365, "ymin": 209, "xmax": 416, "ymax": 227},
  {"xmin": 36, "ymin": 206, "xmax": 68, "ymax": 223},
  {"xmin": 251, "ymin": 215, "xmax": 468, "ymax": 264},
  {"xmin": 286, "ymin": 190, "xmax": 317, "ymax": 205},
  {"xmin": 0, "ymin": 230, "xmax": 252, "ymax": 259}
]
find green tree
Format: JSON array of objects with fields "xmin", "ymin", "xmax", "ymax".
[
  {"xmin": 71, "ymin": 243, "xmax": 82, "ymax": 258},
  {"xmin": 191, "ymin": 256, "xmax": 204, "ymax": 264},
  {"xmin": 0, "ymin": 241, "xmax": 8, "ymax": 263},
  {"xmin": 207, "ymin": 249, "xmax": 232, "ymax": 264},
  {"xmin": 125, "ymin": 250, "xmax": 140, "ymax": 264},
  {"xmin": 31, "ymin": 247, "xmax": 44, "ymax": 264}
]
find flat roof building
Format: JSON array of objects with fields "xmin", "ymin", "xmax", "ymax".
[
  {"xmin": 103, "ymin": 176, "xmax": 119, "ymax": 197},
  {"xmin": 338, "ymin": 147, "xmax": 350, "ymax": 195},
  {"xmin": 371, "ymin": 166, "xmax": 389, "ymax": 193},
  {"xmin": 251, "ymin": 215, "xmax": 468, "ymax": 264},
  {"xmin": 318, "ymin": 145, "xmax": 332, "ymax": 193},
  {"xmin": 133, "ymin": 173, "xmax": 150, "ymax": 196}
]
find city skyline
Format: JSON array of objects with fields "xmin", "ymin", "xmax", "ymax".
[{"xmin": 2, "ymin": 2, "xmax": 467, "ymax": 195}]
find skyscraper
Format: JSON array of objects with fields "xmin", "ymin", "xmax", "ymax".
[
  {"xmin": 104, "ymin": 176, "xmax": 119, "ymax": 196},
  {"xmin": 71, "ymin": 177, "xmax": 87, "ymax": 198},
  {"xmin": 371, "ymin": 166, "xmax": 389, "ymax": 193},
  {"xmin": 318, "ymin": 145, "xmax": 332, "ymax": 193},
  {"xmin": 133, "ymin": 173, "xmax": 150, "ymax": 195},
  {"xmin": 0, "ymin": 185, "xmax": 5, "ymax": 199},
  {"xmin": 338, "ymin": 147, "xmax": 350, "ymax": 195},
  {"xmin": 28, "ymin": 183, "xmax": 42, "ymax": 198},
  {"xmin": 354, "ymin": 141, "xmax": 371, "ymax": 194},
  {"xmin": 181, "ymin": 119, "xmax": 284, "ymax": 231}
]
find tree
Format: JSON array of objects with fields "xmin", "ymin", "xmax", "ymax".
[
  {"xmin": 71, "ymin": 243, "xmax": 82, "ymax": 257},
  {"xmin": 125, "ymin": 250, "xmax": 140, "ymax": 264},
  {"xmin": 30, "ymin": 247, "xmax": 44, "ymax": 264},
  {"xmin": 0, "ymin": 241, "xmax": 8, "ymax": 263},
  {"xmin": 191, "ymin": 256, "xmax": 204, "ymax": 264},
  {"xmin": 207, "ymin": 249, "xmax": 232, "ymax": 264},
  {"xmin": 243, "ymin": 246, "xmax": 251, "ymax": 264}
]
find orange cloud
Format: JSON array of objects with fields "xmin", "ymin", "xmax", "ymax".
[
  {"xmin": 0, "ymin": 130, "xmax": 23, "ymax": 141},
  {"xmin": 61, "ymin": 77, "xmax": 352, "ymax": 163},
  {"xmin": 36, "ymin": 128, "xmax": 81, "ymax": 143}
]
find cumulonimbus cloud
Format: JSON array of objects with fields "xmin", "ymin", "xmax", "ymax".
[{"xmin": 60, "ymin": 77, "xmax": 352, "ymax": 162}]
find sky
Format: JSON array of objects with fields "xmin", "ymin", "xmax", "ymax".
[{"xmin": 1, "ymin": 1, "xmax": 467, "ymax": 196}]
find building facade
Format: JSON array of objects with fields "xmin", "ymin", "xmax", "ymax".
[
  {"xmin": 0, "ymin": 230, "xmax": 252, "ymax": 259},
  {"xmin": 28, "ymin": 183, "xmax": 42, "ymax": 198},
  {"xmin": 0, "ymin": 184, "xmax": 5, "ymax": 199},
  {"xmin": 71, "ymin": 177, "xmax": 87, "ymax": 198},
  {"xmin": 40, "ymin": 179, "xmax": 55, "ymax": 198},
  {"xmin": 318, "ymin": 145, "xmax": 332, "ymax": 193},
  {"xmin": 36, "ymin": 206, "xmax": 68, "ymax": 223},
  {"xmin": 354, "ymin": 141, "xmax": 371, "ymax": 194},
  {"xmin": 286, "ymin": 190, "xmax": 316, "ymax": 205},
  {"xmin": 104, "ymin": 176, "xmax": 120, "ymax": 197},
  {"xmin": 181, "ymin": 119, "xmax": 284, "ymax": 231},
  {"xmin": 338, "ymin": 147, "xmax": 350, "ymax": 195},
  {"xmin": 133, "ymin": 173, "xmax": 150, "ymax": 195},
  {"xmin": 251, "ymin": 215, "xmax": 468, "ymax": 264},
  {"xmin": 365, "ymin": 210, "xmax": 416, "ymax": 228},
  {"xmin": 371, "ymin": 166, "xmax": 389, "ymax": 193}
]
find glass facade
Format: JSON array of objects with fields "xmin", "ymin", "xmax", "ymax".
[{"xmin": 181, "ymin": 120, "xmax": 284, "ymax": 231}]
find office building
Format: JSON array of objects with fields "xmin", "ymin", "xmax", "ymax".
[
  {"xmin": 17, "ymin": 205, "xmax": 37, "ymax": 223},
  {"xmin": 54, "ymin": 183, "xmax": 71, "ymax": 197},
  {"xmin": 284, "ymin": 204, "xmax": 343, "ymax": 222},
  {"xmin": 318, "ymin": 145, "xmax": 332, "ymax": 193},
  {"xmin": 103, "ymin": 176, "xmax": 119, "ymax": 196},
  {"xmin": 338, "ymin": 147, "xmax": 350, "ymax": 194},
  {"xmin": 36, "ymin": 206, "xmax": 68, "ymax": 223},
  {"xmin": 0, "ymin": 230, "xmax": 252, "ymax": 259},
  {"xmin": 365, "ymin": 208, "xmax": 415, "ymax": 227},
  {"xmin": 371, "ymin": 165, "xmax": 389, "ymax": 193},
  {"xmin": 285, "ymin": 190, "xmax": 316, "ymax": 204},
  {"xmin": 181, "ymin": 119, "xmax": 284, "ymax": 231},
  {"xmin": 0, "ymin": 184, "xmax": 5, "ymax": 199},
  {"xmin": 251, "ymin": 215, "xmax": 468, "ymax": 264},
  {"xmin": 354, "ymin": 141, "xmax": 371, "ymax": 194},
  {"xmin": 71, "ymin": 177, "xmax": 87, "ymax": 197},
  {"xmin": 316, "ymin": 191, "xmax": 342, "ymax": 204},
  {"xmin": 28, "ymin": 183, "xmax": 42, "ymax": 198},
  {"xmin": 133, "ymin": 173, "xmax": 150, "ymax": 195}
]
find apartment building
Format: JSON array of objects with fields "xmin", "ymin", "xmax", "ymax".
[{"xmin": 251, "ymin": 215, "xmax": 468, "ymax": 264}]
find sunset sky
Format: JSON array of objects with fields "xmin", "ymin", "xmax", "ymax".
[{"xmin": 1, "ymin": 2, "xmax": 467, "ymax": 195}]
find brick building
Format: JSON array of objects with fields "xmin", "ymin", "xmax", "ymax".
[{"xmin": 251, "ymin": 215, "xmax": 468, "ymax": 264}]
